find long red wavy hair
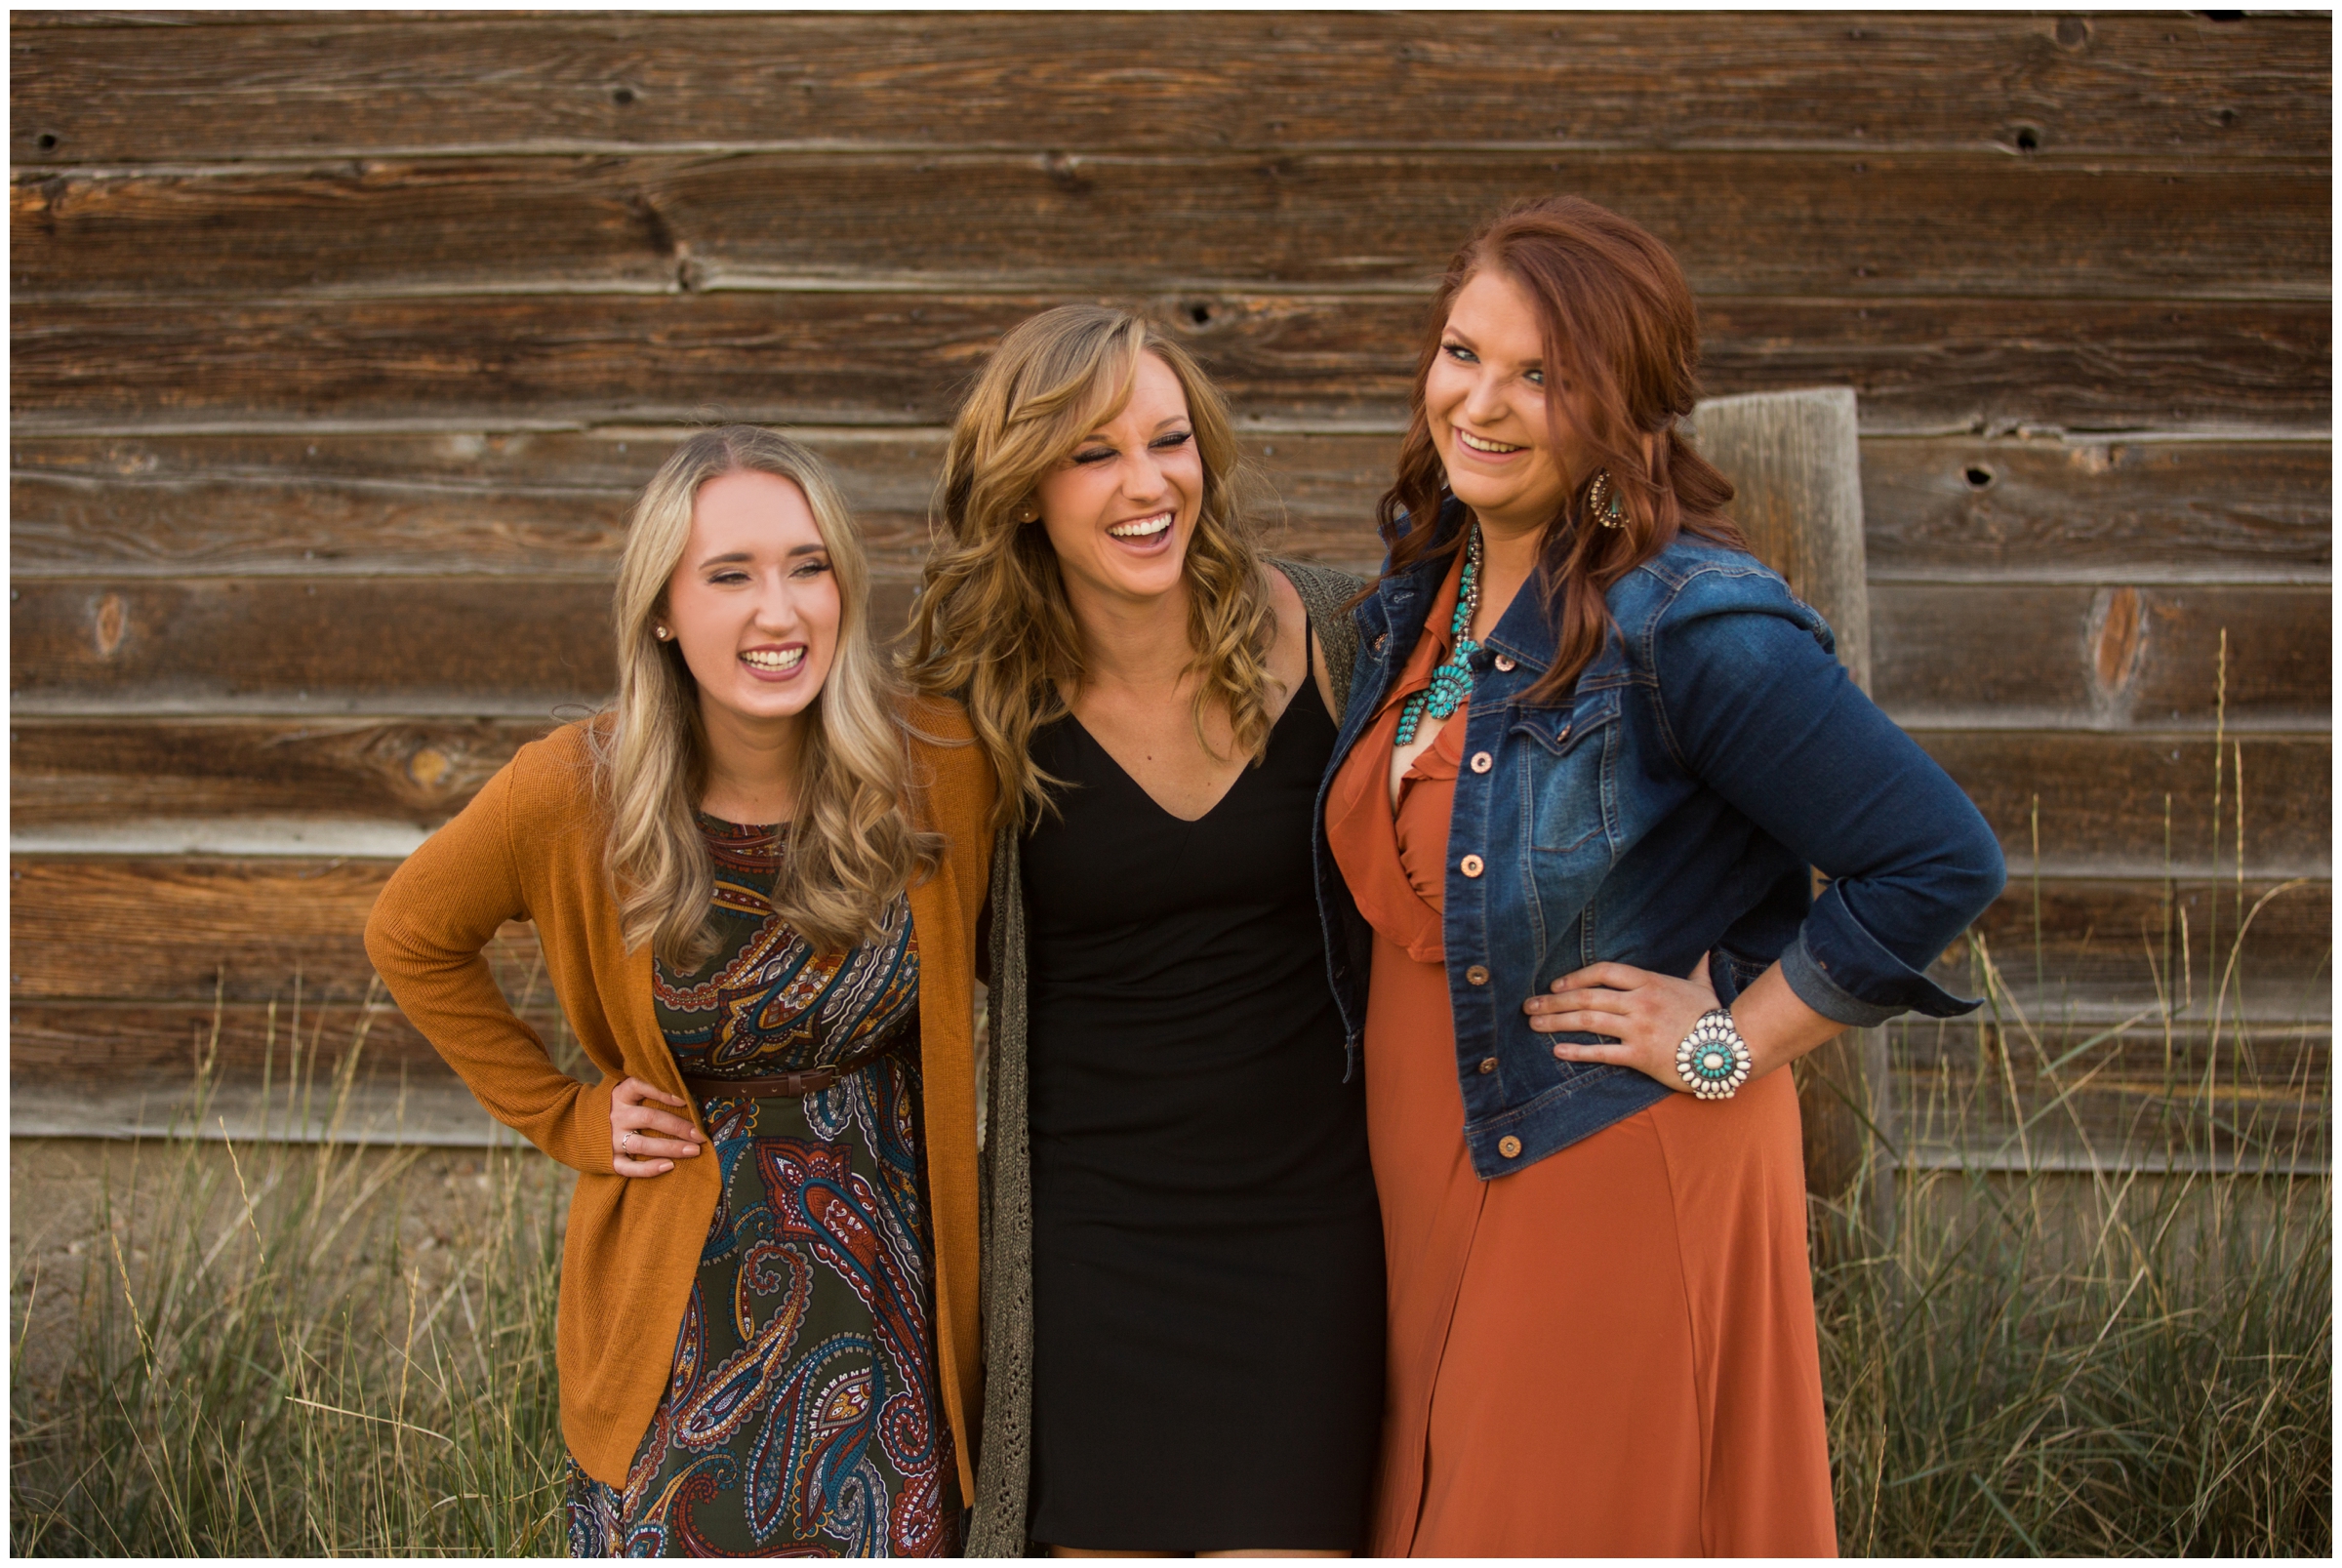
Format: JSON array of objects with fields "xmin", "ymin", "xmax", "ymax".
[{"xmin": 1376, "ymin": 195, "xmax": 1744, "ymax": 704}]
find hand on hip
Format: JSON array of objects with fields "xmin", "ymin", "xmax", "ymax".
[
  {"xmin": 1521, "ymin": 953, "xmax": 1720, "ymax": 1092},
  {"xmin": 610, "ymin": 1075, "xmax": 702, "ymax": 1176}
]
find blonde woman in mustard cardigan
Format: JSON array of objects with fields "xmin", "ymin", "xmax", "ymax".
[{"xmin": 365, "ymin": 425, "xmax": 994, "ymax": 1556}]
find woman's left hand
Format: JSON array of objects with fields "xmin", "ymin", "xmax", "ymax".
[{"xmin": 1521, "ymin": 953, "xmax": 1720, "ymax": 1091}]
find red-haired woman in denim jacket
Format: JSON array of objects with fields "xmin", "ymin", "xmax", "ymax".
[{"xmin": 1314, "ymin": 196, "xmax": 2006, "ymax": 1555}]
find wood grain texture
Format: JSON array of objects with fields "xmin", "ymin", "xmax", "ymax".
[
  {"xmin": 13, "ymin": 857, "xmax": 2324, "ymax": 1027},
  {"xmin": 17, "ymin": 576, "xmax": 2320, "ymax": 725},
  {"xmin": 1935, "ymin": 875, "xmax": 2331, "ymax": 1025},
  {"xmin": 15, "ymin": 431, "xmax": 2328, "ymax": 583},
  {"xmin": 1869, "ymin": 583, "xmax": 2330, "ymax": 729},
  {"xmin": 11, "ymin": 578, "xmax": 618, "ymax": 715},
  {"xmin": 1915, "ymin": 730, "xmax": 2331, "ymax": 881},
  {"xmin": 10, "ymin": 716, "xmax": 561, "ymax": 826},
  {"xmin": 15, "ymin": 150, "xmax": 2327, "ymax": 302},
  {"xmin": 8, "ymin": 428, "xmax": 942, "ymax": 579},
  {"xmin": 17, "ymin": 722, "xmax": 2322, "ymax": 884},
  {"xmin": 11, "ymin": 856, "xmax": 395, "ymax": 1001},
  {"xmin": 12, "ymin": 12, "xmax": 2326, "ymax": 160},
  {"xmin": 14, "ymin": 293, "xmax": 2328, "ymax": 435},
  {"xmin": 7, "ymin": 1000, "xmax": 513, "ymax": 1085},
  {"xmin": 1860, "ymin": 437, "xmax": 2332, "ymax": 583},
  {"xmin": 1891, "ymin": 1018, "xmax": 2329, "ymax": 1168}
]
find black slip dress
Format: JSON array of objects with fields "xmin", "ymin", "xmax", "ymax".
[{"xmin": 1020, "ymin": 653, "xmax": 1386, "ymax": 1552}]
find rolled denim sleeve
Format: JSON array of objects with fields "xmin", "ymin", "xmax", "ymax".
[{"xmin": 1652, "ymin": 579, "xmax": 2007, "ymax": 1025}]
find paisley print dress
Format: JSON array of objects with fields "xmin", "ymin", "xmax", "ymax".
[{"xmin": 566, "ymin": 817, "xmax": 959, "ymax": 1557}]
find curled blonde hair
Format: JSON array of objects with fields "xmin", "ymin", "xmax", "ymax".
[
  {"xmin": 596, "ymin": 425, "xmax": 938, "ymax": 967},
  {"xmin": 901, "ymin": 306, "xmax": 1274, "ymax": 831}
]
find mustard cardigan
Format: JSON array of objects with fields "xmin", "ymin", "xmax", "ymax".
[{"xmin": 363, "ymin": 703, "xmax": 994, "ymax": 1494}]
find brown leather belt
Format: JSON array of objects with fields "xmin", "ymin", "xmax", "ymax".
[{"xmin": 680, "ymin": 1065, "xmax": 843, "ymax": 1100}]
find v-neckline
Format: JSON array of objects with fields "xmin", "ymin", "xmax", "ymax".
[{"xmin": 1064, "ymin": 693, "xmax": 1306, "ymax": 825}]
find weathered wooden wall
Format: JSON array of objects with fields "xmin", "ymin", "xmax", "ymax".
[{"xmin": 11, "ymin": 12, "xmax": 2330, "ymax": 1164}]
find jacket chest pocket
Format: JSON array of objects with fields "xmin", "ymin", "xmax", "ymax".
[{"xmin": 1511, "ymin": 690, "xmax": 1619, "ymax": 856}]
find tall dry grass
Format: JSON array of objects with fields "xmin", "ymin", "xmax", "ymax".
[
  {"xmin": 10, "ymin": 1017, "xmax": 573, "ymax": 1555},
  {"xmin": 1817, "ymin": 928, "xmax": 2329, "ymax": 1554}
]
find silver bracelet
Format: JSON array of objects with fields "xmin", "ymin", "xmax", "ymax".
[{"xmin": 1675, "ymin": 1009, "xmax": 1752, "ymax": 1100}]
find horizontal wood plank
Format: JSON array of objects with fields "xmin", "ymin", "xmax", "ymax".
[
  {"xmin": 13, "ymin": 721, "xmax": 2327, "ymax": 884},
  {"xmin": 1869, "ymin": 582, "xmax": 2329, "ymax": 730},
  {"xmin": 10, "ymin": 716, "xmax": 561, "ymax": 826},
  {"xmin": 13, "ymin": 293, "xmax": 2328, "ymax": 435},
  {"xmin": 1912, "ymin": 731, "xmax": 2329, "ymax": 880},
  {"xmin": 1936, "ymin": 875, "xmax": 2331, "ymax": 1025},
  {"xmin": 11, "ymin": 857, "xmax": 396, "ymax": 1002},
  {"xmin": 11, "ymin": 13, "xmax": 2327, "ymax": 160},
  {"xmin": 12, "ymin": 859, "xmax": 2325, "ymax": 1029},
  {"xmin": 1858, "ymin": 437, "xmax": 2332, "ymax": 583},
  {"xmin": 14, "ymin": 151, "xmax": 2327, "ymax": 302},
  {"xmin": 1891, "ymin": 1018, "xmax": 2328, "ymax": 1168},
  {"xmin": 5, "ymin": 578, "xmax": 920, "ymax": 716},
  {"xmin": 17, "ymin": 577, "xmax": 2322, "ymax": 727},
  {"xmin": 15, "ymin": 431, "xmax": 2329, "ymax": 584},
  {"xmin": 7, "ymin": 999, "xmax": 529, "ymax": 1085}
]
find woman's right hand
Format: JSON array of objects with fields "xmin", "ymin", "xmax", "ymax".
[{"xmin": 610, "ymin": 1076, "xmax": 702, "ymax": 1177}]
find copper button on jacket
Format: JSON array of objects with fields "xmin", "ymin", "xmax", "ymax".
[
  {"xmin": 1459, "ymin": 854, "xmax": 1485, "ymax": 877},
  {"xmin": 1466, "ymin": 964, "xmax": 1491, "ymax": 985},
  {"xmin": 1477, "ymin": 1057, "xmax": 1498, "ymax": 1074},
  {"xmin": 1493, "ymin": 654, "xmax": 1517, "ymax": 672},
  {"xmin": 1470, "ymin": 751, "xmax": 1493, "ymax": 774},
  {"xmin": 1497, "ymin": 1135, "xmax": 1523, "ymax": 1158}
]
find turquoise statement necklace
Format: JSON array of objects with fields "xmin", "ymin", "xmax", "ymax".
[{"xmin": 1393, "ymin": 523, "xmax": 1485, "ymax": 747}]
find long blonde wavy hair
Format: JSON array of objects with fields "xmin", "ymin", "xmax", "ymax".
[
  {"xmin": 595, "ymin": 425, "xmax": 938, "ymax": 967},
  {"xmin": 900, "ymin": 306, "xmax": 1275, "ymax": 832}
]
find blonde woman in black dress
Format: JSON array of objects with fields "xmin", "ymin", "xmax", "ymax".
[{"xmin": 903, "ymin": 306, "xmax": 1383, "ymax": 1554}]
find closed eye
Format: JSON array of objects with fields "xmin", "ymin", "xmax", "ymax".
[
  {"xmin": 1071, "ymin": 446, "xmax": 1116, "ymax": 465},
  {"xmin": 1150, "ymin": 429, "xmax": 1192, "ymax": 452}
]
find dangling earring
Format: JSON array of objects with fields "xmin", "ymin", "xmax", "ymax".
[{"xmin": 1587, "ymin": 469, "xmax": 1625, "ymax": 530}]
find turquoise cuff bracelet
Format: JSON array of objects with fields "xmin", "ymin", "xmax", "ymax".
[{"xmin": 1675, "ymin": 1009, "xmax": 1752, "ymax": 1100}]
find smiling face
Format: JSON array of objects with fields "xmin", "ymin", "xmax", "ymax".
[
  {"xmin": 661, "ymin": 468, "xmax": 841, "ymax": 737},
  {"xmin": 1032, "ymin": 350, "xmax": 1203, "ymax": 611},
  {"xmin": 1424, "ymin": 266, "xmax": 1592, "ymax": 542}
]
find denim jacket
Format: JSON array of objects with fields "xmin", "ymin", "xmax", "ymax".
[{"xmin": 1312, "ymin": 502, "xmax": 2008, "ymax": 1179}]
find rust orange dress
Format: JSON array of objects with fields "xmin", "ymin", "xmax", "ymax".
[{"xmin": 1325, "ymin": 554, "xmax": 1837, "ymax": 1557}]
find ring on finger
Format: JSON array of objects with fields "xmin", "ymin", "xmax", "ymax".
[{"xmin": 622, "ymin": 1131, "xmax": 634, "ymax": 1154}]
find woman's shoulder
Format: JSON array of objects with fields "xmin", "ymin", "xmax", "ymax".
[
  {"xmin": 1620, "ymin": 537, "xmax": 1837, "ymax": 663},
  {"xmin": 893, "ymin": 693, "xmax": 995, "ymax": 818},
  {"xmin": 895, "ymin": 690, "xmax": 978, "ymax": 749},
  {"xmin": 1268, "ymin": 555, "xmax": 1367, "ymax": 608},
  {"xmin": 498, "ymin": 715, "xmax": 611, "ymax": 819},
  {"xmin": 1625, "ymin": 537, "xmax": 1815, "ymax": 622}
]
